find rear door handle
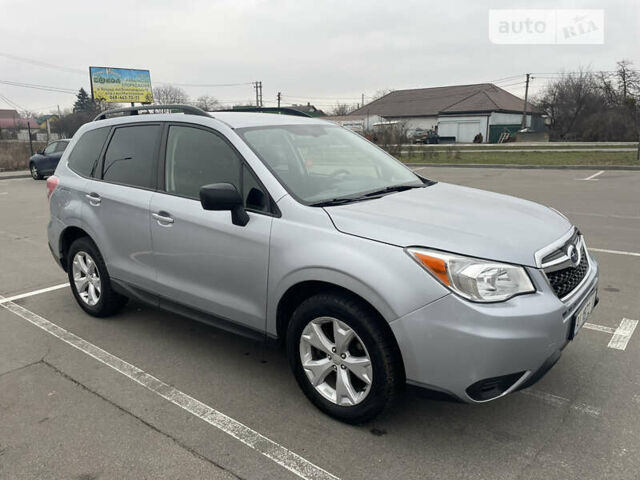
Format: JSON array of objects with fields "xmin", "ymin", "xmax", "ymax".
[
  {"xmin": 85, "ymin": 193, "xmax": 101, "ymax": 206},
  {"xmin": 152, "ymin": 212, "xmax": 174, "ymax": 225}
]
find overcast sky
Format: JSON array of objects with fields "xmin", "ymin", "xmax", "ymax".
[{"xmin": 1, "ymin": 0, "xmax": 638, "ymax": 113}]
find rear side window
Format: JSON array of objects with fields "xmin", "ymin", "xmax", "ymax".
[
  {"xmin": 67, "ymin": 127, "xmax": 110, "ymax": 177},
  {"xmin": 103, "ymin": 125, "xmax": 161, "ymax": 189}
]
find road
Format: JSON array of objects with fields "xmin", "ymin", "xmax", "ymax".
[{"xmin": 1, "ymin": 168, "xmax": 639, "ymax": 479}]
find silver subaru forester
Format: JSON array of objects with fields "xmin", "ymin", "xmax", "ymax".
[{"xmin": 47, "ymin": 105, "xmax": 599, "ymax": 423}]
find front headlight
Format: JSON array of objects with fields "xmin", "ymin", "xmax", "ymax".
[{"xmin": 406, "ymin": 247, "xmax": 535, "ymax": 302}]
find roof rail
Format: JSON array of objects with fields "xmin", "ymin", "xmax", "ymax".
[
  {"xmin": 93, "ymin": 104, "xmax": 211, "ymax": 122},
  {"xmin": 217, "ymin": 106, "xmax": 313, "ymax": 118}
]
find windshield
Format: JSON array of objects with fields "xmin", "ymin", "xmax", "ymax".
[{"xmin": 237, "ymin": 124, "xmax": 423, "ymax": 204}]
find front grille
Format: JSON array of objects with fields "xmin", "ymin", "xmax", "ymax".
[{"xmin": 546, "ymin": 247, "xmax": 589, "ymax": 298}]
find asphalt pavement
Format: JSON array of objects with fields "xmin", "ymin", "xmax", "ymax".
[{"xmin": 1, "ymin": 168, "xmax": 639, "ymax": 480}]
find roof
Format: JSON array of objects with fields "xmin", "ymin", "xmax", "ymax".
[
  {"xmin": 288, "ymin": 104, "xmax": 327, "ymax": 117},
  {"xmin": 0, "ymin": 110, "xmax": 39, "ymax": 129},
  {"xmin": 350, "ymin": 83, "xmax": 541, "ymax": 117},
  {"xmin": 37, "ymin": 114, "xmax": 59, "ymax": 124}
]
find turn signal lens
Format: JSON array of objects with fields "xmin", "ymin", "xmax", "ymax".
[
  {"xmin": 412, "ymin": 252, "xmax": 450, "ymax": 286},
  {"xmin": 406, "ymin": 247, "xmax": 535, "ymax": 303}
]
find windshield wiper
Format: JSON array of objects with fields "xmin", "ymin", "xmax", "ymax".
[
  {"xmin": 310, "ymin": 197, "xmax": 370, "ymax": 207},
  {"xmin": 311, "ymin": 184, "xmax": 425, "ymax": 207},
  {"xmin": 360, "ymin": 184, "xmax": 425, "ymax": 198}
]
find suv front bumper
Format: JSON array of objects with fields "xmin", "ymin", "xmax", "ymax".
[{"xmin": 391, "ymin": 254, "xmax": 599, "ymax": 403}]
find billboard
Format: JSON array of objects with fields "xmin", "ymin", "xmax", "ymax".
[{"xmin": 89, "ymin": 66, "xmax": 153, "ymax": 104}]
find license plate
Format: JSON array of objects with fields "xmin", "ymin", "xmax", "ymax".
[{"xmin": 572, "ymin": 290, "xmax": 597, "ymax": 338}]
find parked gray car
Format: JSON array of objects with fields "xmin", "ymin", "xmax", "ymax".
[{"xmin": 47, "ymin": 105, "xmax": 599, "ymax": 423}]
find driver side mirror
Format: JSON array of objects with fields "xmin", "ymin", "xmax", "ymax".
[
  {"xmin": 199, "ymin": 183, "xmax": 250, "ymax": 227},
  {"xmin": 37, "ymin": 149, "xmax": 44, "ymax": 155}
]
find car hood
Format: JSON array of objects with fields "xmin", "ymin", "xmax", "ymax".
[{"xmin": 324, "ymin": 182, "xmax": 572, "ymax": 267}]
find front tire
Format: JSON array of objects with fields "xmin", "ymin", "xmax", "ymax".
[
  {"xmin": 30, "ymin": 163, "xmax": 43, "ymax": 180},
  {"xmin": 67, "ymin": 237, "xmax": 127, "ymax": 317},
  {"xmin": 287, "ymin": 293, "xmax": 402, "ymax": 424}
]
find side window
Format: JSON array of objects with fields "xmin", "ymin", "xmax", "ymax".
[
  {"xmin": 165, "ymin": 126, "xmax": 241, "ymax": 198},
  {"xmin": 67, "ymin": 127, "xmax": 110, "ymax": 177},
  {"xmin": 242, "ymin": 165, "xmax": 269, "ymax": 212},
  {"xmin": 103, "ymin": 125, "xmax": 161, "ymax": 189},
  {"xmin": 55, "ymin": 141, "xmax": 69, "ymax": 153},
  {"xmin": 43, "ymin": 142, "xmax": 57, "ymax": 155}
]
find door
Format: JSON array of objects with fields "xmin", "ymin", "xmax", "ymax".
[
  {"xmin": 41, "ymin": 141, "xmax": 62, "ymax": 173},
  {"xmin": 150, "ymin": 124, "xmax": 273, "ymax": 332},
  {"xmin": 83, "ymin": 124, "xmax": 162, "ymax": 291}
]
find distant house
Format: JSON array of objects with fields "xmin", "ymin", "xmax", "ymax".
[
  {"xmin": 288, "ymin": 103, "xmax": 326, "ymax": 117},
  {"xmin": 37, "ymin": 114, "xmax": 60, "ymax": 130},
  {"xmin": 348, "ymin": 84, "xmax": 544, "ymax": 143},
  {"xmin": 0, "ymin": 109, "xmax": 39, "ymax": 130}
]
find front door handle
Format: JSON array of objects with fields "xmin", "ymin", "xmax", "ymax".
[
  {"xmin": 152, "ymin": 212, "xmax": 174, "ymax": 225},
  {"xmin": 85, "ymin": 192, "xmax": 101, "ymax": 206}
]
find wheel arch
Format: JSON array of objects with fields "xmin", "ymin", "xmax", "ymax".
[
  {"xmin": 275, "ymin": 279, "xmax": 405, "ymax": 380},
  {"xmin": 59, "ymin": 226, "xmax": 94, "ymax": 271}
]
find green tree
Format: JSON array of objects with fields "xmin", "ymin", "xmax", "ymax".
[{"xmin": 73, "ymin": 88, "xmax": 98, "ymax": 113}]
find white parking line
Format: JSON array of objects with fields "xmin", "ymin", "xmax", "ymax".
[
  {"xmin": 583, "ymin": 323, "xmax": 615, "ymax": 334},
  {"xmin": 583, "ymin": 319, "xmax": 638, "ymax": 350},
  {"xmin": 578, "ymin": 170, "xmax": 605, "ymax": 181},
  {"xmin": 0, "ymin": 283, "xmax": 69, "ymax": 305},
  {"xmin": 0, "ymin": 294, "xmax": 339, "ymax": 480},
  {"xmin": 590, "ymin": 248, "xmax": 640, "ymax": 258},
  {"xmin": 520, "ymin": 389, "xmax": 601, "ymax": 418},
  {"xmin": 608, "ymin": 319, "xmax": 639, "ymax": 350}
]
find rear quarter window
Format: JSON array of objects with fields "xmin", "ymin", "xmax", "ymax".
[{"xmin": 67, "ymin": 127, "xmax": 110, "ymax": 177}]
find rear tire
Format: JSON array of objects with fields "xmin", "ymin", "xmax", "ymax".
[
  {"xmin": 30, "ymin": 163, "xmax": 43, "ymax": 180},
  {"xmin": 286, "ymin": 292, "xmax": 402, "ymax": 424},
  {"xmin": 67, "ymin": 237, "xmax": 127, "ymax": 317}
]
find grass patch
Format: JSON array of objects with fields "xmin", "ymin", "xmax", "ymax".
[{"xmin": 398, "ymin": 150, "xmax": 640, "ymax": 166}]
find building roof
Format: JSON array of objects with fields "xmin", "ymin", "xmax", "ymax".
[
  {"xmin": 350, "ymin": 83, "xmax": 540, "ymax": 118},
  {"xmin": 0, "ymin": 109, "xmax": 39, "ymax": 129},
  {"xmin": 288, "ymin": 103, "xmax": 327, "ymax": 117},
  {"xmin": 37, "ymin": 114, "xmax": 59, "ymax": 124}
]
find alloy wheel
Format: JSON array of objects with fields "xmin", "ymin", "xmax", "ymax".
[
  {"xmin": 299, "ymin": 316, "xmax": 373, "ymax": 406},
  {"xmin": 72, "ymin": 251, "xmax": 101, "ymax": 306}
]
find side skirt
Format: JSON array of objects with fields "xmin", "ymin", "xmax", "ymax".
[{"xmin": 110, "ymin": 278, "xmax": 278, "ymax": 346}]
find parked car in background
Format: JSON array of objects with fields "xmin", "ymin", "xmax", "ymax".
[
  {"xmin": 47, "ymin": 105, "xmax": 599, "ymax": 423},
  {"xmin": 29, "ymin": 139, "xmax": 70, "ymax": 179}
]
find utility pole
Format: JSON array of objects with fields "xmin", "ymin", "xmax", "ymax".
[
  {"xmin": 253, "ymin": 81, "xmax": 263, "ymax": 107},
  {"xmin": 521, "ymin": 73, "xmax": 531, "ymax": 130},
  {"xmin": 277, "ymin": 92, "xmax": 281, "ymax": 109},
  {"xmin": 27, "ymin": 121, "xmax": 33, "ymax": 155}
]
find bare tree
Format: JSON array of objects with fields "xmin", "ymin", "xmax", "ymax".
[
  {"xmin": 330, "ymin": 103, "xmax": 357, "ymax": 116},
  {"xmin": 371, "ymin": 88, "xmax": 394, "ymax": 101},
  {"xmin": 616, "ymin": 60, "xmax": 640, "ymax": 100},
  {"xmin": 153, "ymin": 85, "xmax": 189, "ymax": 105},
  {"xmin": 194, "ymin": 95, "xmax": 221, "ymax": 111}
]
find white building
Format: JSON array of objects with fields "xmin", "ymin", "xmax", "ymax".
[{"xmin": 347, "ymin": 83, "xmax": 544, "ymax": 143}]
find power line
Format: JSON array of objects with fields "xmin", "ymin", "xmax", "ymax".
[
  {"xmin": 0, "ymin": 92, "xmax": 25, "ymax": 110},
  {"xmin": 155, "ymin": 80, "xmax": 254, "ymax": 87},
  {"xmin": 0, "ymin": 79, "xmax": 78, "ymax": 94},
  {"xmin": 0, "ymin": 52, "xmax": 85, "ymax": 75}
]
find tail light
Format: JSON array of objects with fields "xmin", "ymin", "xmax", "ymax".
[{"xmin": 46, "ymin": 175, "xmax": 59, "ymax": 200}]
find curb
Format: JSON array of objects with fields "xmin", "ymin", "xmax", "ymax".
[
  {"xmin": 406, "ymin": 164, "xmax": 640, "ymax": 171},
  {"xmin": 0, "ymin": 172, "xmax": 32, "ymax": 180}
]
